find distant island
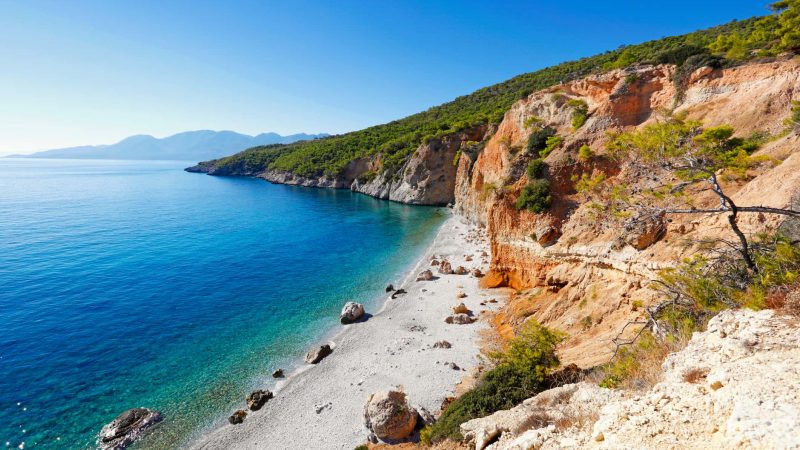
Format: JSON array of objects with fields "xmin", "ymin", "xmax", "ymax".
[{"xmin": 9, "ymin": 130, "xmax": 328, "ymax": 161}]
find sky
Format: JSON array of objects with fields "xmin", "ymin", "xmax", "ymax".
[{"xmin": 0, "ymin": 0, "xmax": 772, "ymax": 155}]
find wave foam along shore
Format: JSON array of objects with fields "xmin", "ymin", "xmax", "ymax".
[{"xmin": 190, "ymin": 215, "xmax": 505, "ymax": 449}]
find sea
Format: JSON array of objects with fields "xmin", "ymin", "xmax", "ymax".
[{"xmin": 0, "ymin": 158, "xmax": 446, "ymax": 449}]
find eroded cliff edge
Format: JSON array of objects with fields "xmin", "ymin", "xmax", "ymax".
[{"xmin": 455, "ymin": 58, "xmax": 800, "ymax": 367}]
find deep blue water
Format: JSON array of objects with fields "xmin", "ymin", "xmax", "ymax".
[{"xmin": 0, "ymin": 159, "xmax": 445, "ymax": 449}]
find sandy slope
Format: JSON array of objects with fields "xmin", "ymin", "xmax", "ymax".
[{"xmin": 190, "ymin": 215, "xmax": 504, "ymax": 450}]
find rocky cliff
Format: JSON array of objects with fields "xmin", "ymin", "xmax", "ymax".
[
  {"xmin": 454, "ymin": 58, "xmax": 800, "ymax": 366},
  {"xmin": 188, "ymin": 126, "xmax": 488, "ymax": 206},
  {"xmin": 460, "ymin": 308, "xmax": 800, "ymax": 449}
]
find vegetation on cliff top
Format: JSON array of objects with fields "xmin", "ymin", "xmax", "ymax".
[{"xmin": 198, "ymin": 3, "xmax": 798, "ymax": 179}]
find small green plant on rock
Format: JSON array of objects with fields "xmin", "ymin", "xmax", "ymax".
[
  {"xmin": 540, "ymin": 135, "xmax": 563, "ymax": 158},
  {"xmin": 578, "ymin": 144, "xmax": 594, "ymax": 161},
  {"xmin": 567, "ymin": 99, "xmax": 589, "ymax": 130}
]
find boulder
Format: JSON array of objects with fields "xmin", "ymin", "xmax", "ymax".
[
  {"xmin": 455, "ymin": 266, "xmax": 469, "ymax": 275},
  {"xmin": 438, "ymin": 260, "xmax": 453, "ymax": 275},
  {"xmin": 416, "ymin": 270, "xmax": 434, "ymax": 281},
  {"xmin": 456, "ymin": 292, "xmax": 467, "ymax": 298},
  {"xmin": 431, "ymin": 259, "xmax": 440, "ymax": 266},
  {"xmin": 391, "ymin": 288, "xmax": 407, "ymax": 299},
  {"xmin": 306, "ymin": 344, "xmax": 333, "ymax": 364},
  {"xmin": 228, "ymin": 410, "xmax": 247, "ymax": 425},
  {"xmin": 364, "ymin": 391, "xmax": 418, "ymax": 442},
  {"xmin": 272, "ymin": 368, "xmax": 284, "ymax": 378},
  {"xmin": 452, "ymin": 303, "xmax": 471, "ymax": 314},
  {"xmin": 433, "ymin": 340, "xmax": 452, "ymax": 349},
  {"xmin": 98, "ymin": 408, "xmax": 163, "ymax": 450},
  {"xmin": 385, "ymin": 284, "xmax": 394, "ymax": 292},
  {"xmin": 624, "ymin": 213, "xmax": 666, "ymax": 250},
  {"xmin": 246, "ymin": 389, "xmax": 273, "ymax": 411},
  {"xmin": 445, "ymin": 313, "xmax": 475, "ymax": 324},
  {"xmin": 465, "ymin": 255, "xmax": 473, "ymax": 261},
  {"xmin": 340, "ymin": 301, "xmax": 366, "ymax": 324},
  {"xmin": 471, "ymin": 268, "xmax": 484, "ymax": 278}
]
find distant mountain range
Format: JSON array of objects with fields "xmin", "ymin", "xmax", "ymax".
[{"xmin": 10, "ymin": 130, "xmax": 328, "ymax": 161}]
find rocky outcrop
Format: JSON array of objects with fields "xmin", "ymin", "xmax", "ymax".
[
  {"xmin": 305, "ymin": 344, "xmax": 333, "ymax": 364},
  {"xmin": 353, "ymin": 126, "xmax": 487, "ymax": 205},
  {"xmin": 97, "ymin": 408, "xmax": 163, "ymax": 450},
  {"xmin": 363, "ymin": 390, "xmax": 418, "ymax": 442},
  {"xmin": 459, "ymin": 309, "xmax": 800, "ymax": 450},
  {"xmin": 340, "ymin": 301, "xmax": 365, "ymax": 324}
]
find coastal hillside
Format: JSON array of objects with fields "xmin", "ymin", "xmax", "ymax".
[
  {"xmin": 186, "ymin": 3, "xmax": 800, "ymax": 449},
  {"xmin": 187, "ymin": 14, "xmax": 794, "ymax": 205},
  {"xmin": 15, "ymin": 130, "xmax": 327, "ymax": 161}
]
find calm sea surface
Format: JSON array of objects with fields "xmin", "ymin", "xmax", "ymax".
[{"xmin": 0, "ymin": 158, "xmax": 445, "ymax": 449}]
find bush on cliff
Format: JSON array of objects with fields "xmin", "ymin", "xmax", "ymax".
[
  {"xmin": 516, "ymin": 179, "xmax": 552, "ymax": 213},
  {"xmin": 422, "ymin": 320, "xmax": 564, "ymax": 443},
  {"xmin": 526, "ymin": 126, "xmax": 555, "ymax": 154}
]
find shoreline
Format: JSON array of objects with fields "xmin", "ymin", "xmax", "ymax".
[{"xmin": 189, "ymin": 214, "xmax": 505, "ymax": 449}]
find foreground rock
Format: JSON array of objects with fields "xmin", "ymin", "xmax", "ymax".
[
  {"xmin": 416, "ymin": 269, "xmax": 434, "ymax": 281},
  {"xmin": 438, "ymin": 260, "xmax": 453, "ymax": 275},
  {"xmin": 454, "ymin": 265, "xmax": 468, "ymax": 275},
  {"xmin": 246, "ymin": 390, "xmax": 273, "ymax": 411},
  {"xmin": 272, "ymin": 368, "xmax": 284, "ymax": 378},
  {"xmin": 340, "ymin": 301, "xmax": 365, "ymax": 324},
  {"xmin": 364, "ymin": 390, "xmax": 418, "ymax": 442},
  {"xmin": 98, "ymin": 408, "xmax": 163, "ymax": 450},
  {"xmin": 305, "ymin": 344, "xmax": 333, "ymax": 364},
  {"xmin": 461, "ymin": 309, "xmax": 800, "ymax": 449},
  {"xmin": 228, "ymin": 410, "xmax": 247, "ymax": 425},
  {"xmin": 452, "ymin": 303, "xmax": 470, "ymax": 314},
  {"xmin": 445, "ymin": 313, "xmax": 475, "ymax": 324}
]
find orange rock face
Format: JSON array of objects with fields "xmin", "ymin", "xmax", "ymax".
[{"xmin": 456, "ymin": 58, "xmax": 800, "ymax": 367}]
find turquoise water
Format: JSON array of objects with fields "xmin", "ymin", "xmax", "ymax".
[{"xmin": 0, "ymin": 159, "xmax": 445, "ymax": 449}]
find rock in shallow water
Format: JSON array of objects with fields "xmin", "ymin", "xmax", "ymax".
[
  {"xmin": 97, "ymin": 407, "xmax": 163, "ymax": 450},
  {"xmin": 246, "ymin": 389, "xmax": 273, "ymax": 411},
  {"xmin": 305, "ymin": 344, "xmax": 333, "ymax": 364},
  {"xmin": 364, "ymin": 390, "xmax": 418, "ymax": 442},
  {"xmin": 340, "ymin": 301, "xmax": 365, "ymax": 324},
  {"xmin": 272, "ymin": 368, "xmax": 284, "ymax": 378}
]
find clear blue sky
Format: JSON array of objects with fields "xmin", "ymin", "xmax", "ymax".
[{"xmin": 0, "ymin": 0, "xmax": 772, "ymax": 155}]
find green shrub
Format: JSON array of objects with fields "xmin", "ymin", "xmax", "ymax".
[
  {"xmin": 540, "ymin": 135, "xmax": 564, "ymax": 158},
  {"xmin": 527, "ymin": 158, "xmax": 546, "ymax": 179},
  {"xmin": 425, "ymin": 321, "xmax": 564, "ymax": 442},
  {"xmin": 786, "ymin": 100, "xmax": 800, "ymax": 131},
  {"xmin": 516, "ymin": 179, "xmax": 552, "ymax": 213},
  {"xmin": 578, "ymin": 144, "xmax": 594, "ymax": 161},
  {"xmin": 453, "ymin": 149, "xmax": 462, "ymax": 167},
  {"xmin": 567, "ymin": 99, "xmax": 589, "ymax": 130},
  {"xmin": 526, "ymin": 126, "xmax": 556, "ymax": 154},
  {"xmin": 624, "ymin": 73, "xmax": 639, "ymax": 85}
]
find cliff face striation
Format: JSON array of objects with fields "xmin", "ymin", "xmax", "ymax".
[{"xmin": 454, "ymin": 58, "xmax": 800, "ymax": 366}]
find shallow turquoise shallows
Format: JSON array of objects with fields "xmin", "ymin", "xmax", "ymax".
[{"xmin": 0, "ymin": 159, "xmax": 446, "ymax": 449}]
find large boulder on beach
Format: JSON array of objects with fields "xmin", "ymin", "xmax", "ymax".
[
  {"xmin": 97, "ymin": 407, "xmax": 163, "ymax": 450},
  {"xmin": 246, "ymin": 389, "xmax": 273, "ymax": 411},
  {"xmin": 305, "ymin": 344, "xmax": 333, "ymax": 364},
  {"xmin": 438, "ymin": 260, "xmax": 453, "ymax": 275},
  {"xmin": 445, "ymin": 313, "xmax": 475, "ymax": 324},
  {"xmin": 416, "ymin": 269, "xmax": 434, "ymax": 281},
  {"xmin": 364, "ymin": 390, "xmax": 418, "ymax": 442},
  {"xmin": 455, "ymin": 265, "xmax": 469, "ymax": 275},
  {"xmin": 340, "ymin": 301, "xmax": 365, "ymax": 324}
]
